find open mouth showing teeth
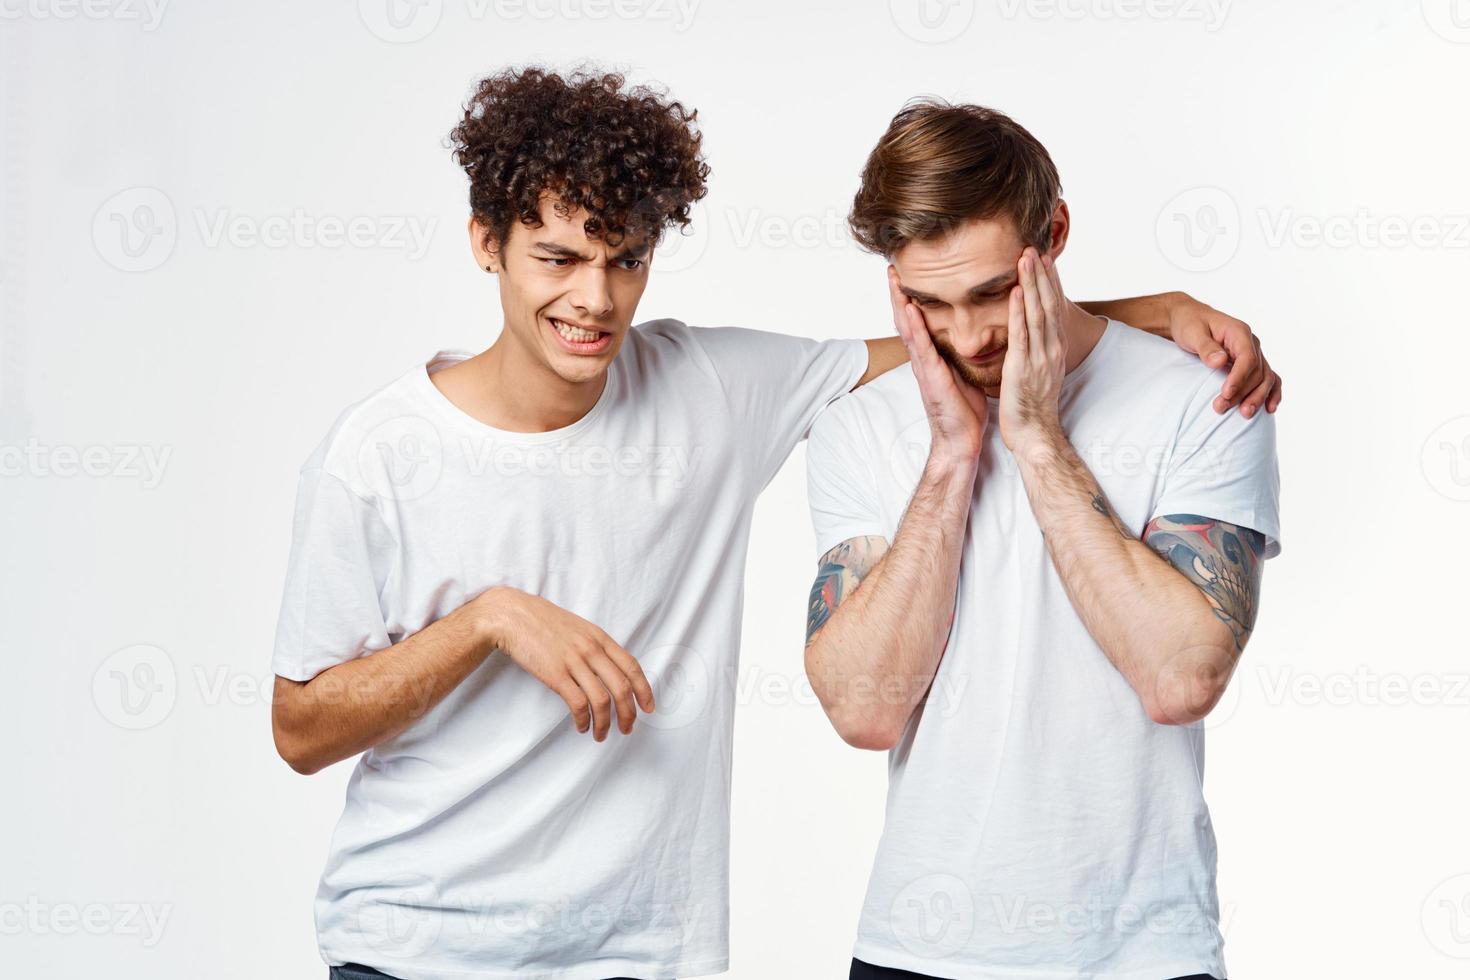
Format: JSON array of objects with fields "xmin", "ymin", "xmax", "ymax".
[{"xmin": 551, "ymin": 318, "xmax": 608, "ymax": 343}]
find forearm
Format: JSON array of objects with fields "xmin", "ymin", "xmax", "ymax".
[
  {"xmin": 1077, "ymin": 292, "xmax": 1180, "ymax": 338},
  {"xmin": 1013, "ymin": 434, "xmax": 1234, "ymax": 721},
  {"xmin": 272, "ymin": 588, "xmax": 506, "ymax": 773},
  {"xmin": 806, "ymin": 456, "xmax": 976, "ymax": 749}
]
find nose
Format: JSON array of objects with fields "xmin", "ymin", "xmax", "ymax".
[
  {"xmin": 948, "ymin": 306, "xmax": 1007, "ymax": 358},
  {"xmin": 568, "ymin": 264, "xmax": 613, "ymax": 319}
]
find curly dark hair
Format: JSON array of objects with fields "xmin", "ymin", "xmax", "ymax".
[{"xmin": 448, "ymin": 66, "xmax": 710, "ymax": 253}]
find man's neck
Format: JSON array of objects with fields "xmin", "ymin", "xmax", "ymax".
[
  {"xmin": 438, "ymin": 330, "xmax": 608, "ymax": 434},
  {"xmin": 1060, "ymin": 300, "xmax": 1107, "ymax": 374}
]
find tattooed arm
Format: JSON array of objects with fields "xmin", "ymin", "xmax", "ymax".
[
  {"xmin": 804, "ymin": 456, "xmax": 976, "ymax": 750},
  {"xmin": 1015, "ymin": 430, "xmax": 1266, "ymax": 724}
]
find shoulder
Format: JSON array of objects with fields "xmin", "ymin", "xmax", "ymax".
[
  {"xmin": 300, "ymin": 356, "xmax": 447, "ymax": 495},
  {"xmin": 810, "ymin": 366, "xmax": 920, "ymax": 450},
  {"xmin": 1093, "ymin": 319, "xmax": 1230, "ymax": 410}
]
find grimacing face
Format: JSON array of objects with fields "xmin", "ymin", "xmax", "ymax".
[
  {"xmin": 892, "ymin": 208, "xmax": 1065, "ymax": 391},
  {"xmin": 471, "ymin": 194, "xmax": 654, "ymax": 387}
]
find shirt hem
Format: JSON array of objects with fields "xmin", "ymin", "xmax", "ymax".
[
  {"xmin": 321, "ymin": 947, "xmax": 729, "ymax": 980},
  {"xmin": 851, "ymin": 940, "xmax": 1223, "ymax": 980}
]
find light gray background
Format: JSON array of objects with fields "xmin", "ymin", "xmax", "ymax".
[{"xmin": 3, "ymin": 1, "xmax": 1467, "ymax": 977}]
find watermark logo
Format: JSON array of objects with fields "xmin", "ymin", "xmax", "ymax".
[
  {"xmin": 358, "ymin": 0, "xmax": 443, "ymax": 42},
  {"xmin": 1422, "ymin": 416, "xmax": 1470, "ymax": 502},
  {"xmin": 358, "ymin": 415, "xmax": 444, "ymax": 502},
  {"xmin": 0, "ymin": 0, "xmax": 169, "ymax": 30},
  {"xmin": 1423, "ymin": 873, "xmax": 1470, "ymax": 958},
  {"xmin": 890, "ymin": 873, "xmax": 975, "ymax": 959},
  {"xmin": 0, "ymin": 440, "xmax": 172, "ymax": 488},
  {"xmin": 1422, "ymin": 0, "xmax": 1470, "ymax": 43},
  {"xmin": 995, "ymin": 0, "xmax": 1230, "ymax": 30},
  {"xmin": 638, "ymin": 643, "xmax": 713, "ymax": 730},
  {"xmin": 1156, "ymin": 187, "xmax": 1239, "ymax": 273},
  {"xmin": 92, "ymin": 644, "xmax": 177, "ymax": 730},
  {"xmin": 889, "ymin": 0, "xmax": 975, "ymax": 42},
  {"xmin": 93, "ymin": 187, "xmax": 177, "ymax": 273},
  {"xmin": 355, "ymin": 873, "xmax": 445, "ymax": 957}
]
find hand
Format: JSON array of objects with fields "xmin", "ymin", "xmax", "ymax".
[
  {"xmin": 999, "ymin": 249, "xmax": 1067, "ymax": 457},
  {"xmin": 475, "ymin": 586, "xmax": 656, "ymax": 741},
  {"xmin": 1165, "ymin": 294, "xmax": 1283, "ymax": 418},
  {"xmin": 888, "ymin": 266, "xmax": 989, "ymax": 468}
]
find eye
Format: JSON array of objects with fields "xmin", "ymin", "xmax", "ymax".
[
  {"xmin": 539, "ymin": 257, "xmax": 572, "ymax": 268},
  {"xmin": 914, "ymin": 298, "xmax": 941, "ymax": 309},
  {"xmin": 616, "ymin": 258, "xmax": 645, "ymax": 271}
]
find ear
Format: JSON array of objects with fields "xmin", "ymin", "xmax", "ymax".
[
  {"xmin": 1044, "ymin": 199, "xmax": 1071, "ymax": 261},
  {"xmin": 468, "ymin": 216, "xmax": 500, "ymax": 273}
]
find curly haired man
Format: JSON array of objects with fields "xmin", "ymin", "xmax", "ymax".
[{"xmin": 268, "ymin": 67, "xmax": 1280, "ymax": 980}]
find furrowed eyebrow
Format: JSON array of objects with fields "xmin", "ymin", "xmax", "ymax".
[
  {"xmin": 969, "ymin": 272, "xmax": 1017, "ymax": 295},
  {"xmin": 530, "ymin": 242, "xmax": 594, "ymax": 260},
  {"xmin": 899, "ymin": 272, "xmax": 1017, "ymax": 304}
]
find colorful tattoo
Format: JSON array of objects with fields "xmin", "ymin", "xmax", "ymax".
[
  {"xmin": 806, "ymin": 536, "xmax": 888, "ymax": 645},
  {"xmin": 1143, "ymin": 513, "xmax": 1267, "ymax": 652}
]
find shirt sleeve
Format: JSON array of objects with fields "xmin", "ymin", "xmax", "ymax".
[
  {"xmin": 806, "ymin": 403, "xmax": 889, "ymax": 560},
  {"xmin": 1151, "ymin": 374, "xmax": 1283, "ymax": 559},
  {"xmin": 271, "ymin": 464, "xmax": 397, "ymax": 682},
  {"xmin": 691, "ymin": 326, "xmax": 870, "ymax": 490}
]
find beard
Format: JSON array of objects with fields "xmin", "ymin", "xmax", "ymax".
[{"xmin": 931, "ymin": 333, "xmax": 1005, "ymax": 390}]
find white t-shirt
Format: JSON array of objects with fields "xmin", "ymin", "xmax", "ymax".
[
  {"xmin": 273, "ymin": 319, "xmax": 867, "ymax": 980},
  {"xmin": 806, "ymin": 319, "xmax": 1281, "ymax": 980}
]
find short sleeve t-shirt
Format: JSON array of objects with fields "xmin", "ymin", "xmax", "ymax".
[
  {"xmin": 806, "ymin": 319, "xmax": 1281, "ymax": 980},
  {"xmin": 273, "ymin": 319, "xmax": 867, "ymax": 980}
]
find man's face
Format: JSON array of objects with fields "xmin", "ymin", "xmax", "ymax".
[
  {"xmin": 476, "ymin": 195, "xmax": 653, "ymax": 386},
  {"xmin": 891, "ymin": 216, "xmax": 1039, "ymax": 391}
]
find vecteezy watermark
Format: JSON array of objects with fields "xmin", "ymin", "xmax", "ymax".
[
  {"xmin": 1155, "ymin": 187, "xmax": 1241, "ymax": 273},
  {"xmin": 1157, "ymin": 186, "xmax": 1470, "ymax": 271},
  {"xmin": 1423, "ymin": 873, "xmax": 1470, "ymax": 958},
  {"xmin": 463, "ymin": 441, "xmax": 705, "ymax": 487},
  {"xmin": 888, "ymin": 0, "xmax": 976, "ymax": 43},
  {"xmin": 1255, "ymin": 665, "xmax": 1470, "ymax": 709},
  {"xmin": 0, "ymin": 898, "xmax": 172, "ymax": 946},
  {"xmin": 348, "ymin": 874, "xmax": 706, "ymax": 954},
  {"xmin": 1422, "ymin": 0, "xmax": 1470, "ymax": 44},
  {"xmin": 987, "ymin": 892, "xmax": 1233, "ymax": 939},
  {"xmin": 1421, "ymin": 416, "xmax": 1470, "ymax": 502},
  {"xmin": 92, "ymin": 644, "xmax": 177, "ymax": 730},
  {"xmin": 92, "ymin": 187, "xmax": 437, "ymax": 272},
  {"xmin": 890, "ymin": 873, "xmax": 975, "ymax": 959},
  {"xmin": 93, "ymin": 188, "xmax": 177, "ymax": 273},
  {"xmin": 0, "ymin": 439, "xmax": 172, "ymax": 488},
  {"xmin": 357, "ymin": 0, "xmax": 698, "ymax": 43},
  {"xmin": 194, "ymin": 208, "xmax": 435, "ymax": 259},
  {"xmin": 995, "ymin": 0, "xmax": 1231, "ymax": 30},
  {"xmin": 0, "ymin": 0, "xmax": 168, "ymax": 30},
  {"xmin": 1257, "ymin": 208, "xmax": 1470, "ymax": 251}
]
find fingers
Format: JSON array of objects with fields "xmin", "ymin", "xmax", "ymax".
[
  {"xmin": 1215, "ymin": 334, "xmax": 1263, "ymax": 414},
  {"xmin": 1018, "ymin": 250, "xmax": 1046, "ymax": 353},
  {"xmin": 554, "ymin": 671, "xmax": 593, "ymax": 735},
  {"xmin": 1266, "ymin": 373, "xmax": 1283, "ymax": 413},
  {"xmin": 585, "ymin": 649, "xmax": 639, "ymax": 736},
  {"xmin": 1007, "ymin": 283, "xmax": 1028, "ymax": 357},
  {"xmin": 1238, "ymin": 360, "xmax": 1278, "ymax": 419},
  {"xmin": 1037, "ymin": 254, "xmax": 1066, "ymax": 358},
  {"xmin": 567, "ymin": 657, "xmax": 617, "ymax": 741},
  {"xmin": 601, "ymin": 641, "xmax": 656, "ymax": 714}
]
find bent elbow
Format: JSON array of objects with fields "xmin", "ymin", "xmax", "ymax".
[
  {"xmin": 831, "ymin": 709, "xmax": 905, "ymax": 751},
  {"xmin": 1143, "ymin": 652, "xmax": 1234, "ymax": 726}
]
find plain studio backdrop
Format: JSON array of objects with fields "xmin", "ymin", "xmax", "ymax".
[{"xmin": 2, "ymin": 1, "xmax": 1466, "ymax": 977}]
